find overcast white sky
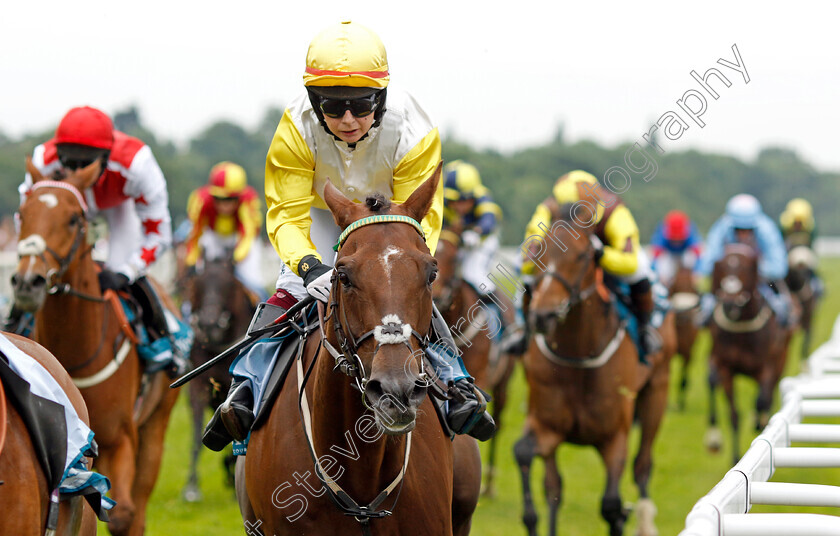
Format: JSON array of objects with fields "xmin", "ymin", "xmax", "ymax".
[{"xmin": 2, "ymin": 1, "xmax": 838, "ymax": 171}]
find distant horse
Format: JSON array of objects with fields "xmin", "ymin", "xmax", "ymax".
[
  {"xmin": 432, "ymin": 227, "xmax": 516, "ymax": 497},
  {"xmin": 668, "ymin": 263, "xmax": 701, "ymax": 410},
  {"xmin": 238, "ymin": 166, "xmax": 482, "ymax": 535},
  {"xmin": 704, "ymin": 243, "xmax": 790, "ymax": 464},
  {"xmin": 0, "ymin": 332, "xmax": 98, "ymax": 535},
  {"xmin": 514, "ymin": 204, "xmax": 675, "ymax": 536},
  {"xmin": 11, "ymin": 159, "xmax": 181, "ymax": 535},
  {"xmin": 786, "ymin": 244, "xmax": 820, "ymax": 359},
  {"xmin": 182, "ymin": 255, "xmax": 255, "ymax": 501}
]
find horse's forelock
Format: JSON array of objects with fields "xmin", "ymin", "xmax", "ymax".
[{"xmin": 365, "ymin": 194, "xmax": 391, "ymax": 214}]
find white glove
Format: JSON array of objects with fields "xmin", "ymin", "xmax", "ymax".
[
  {"xmin": 306, "ymin": 270, "xmax": 332, "ymax": 303},
  {"xmin": 462, "ymin": 230, "xmax": 481, "ymax": 249}
]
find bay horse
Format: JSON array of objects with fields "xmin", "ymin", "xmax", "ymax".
[
  {"xmin": 432, "ymin": 227, "xmax": 516, "ymax": 497},
  {"xmin": 514, "ymin": 204, "xmax": 675, "ymax": 536},
  {"xmin": 238, "ymin": 166, "xmax": 482, "ymax": 535},
  {"xmin": 0, "ymin": 332, "xmax": 97, "ymax": 535},
  {"xmin": 11, "ymin": 159, "xmax": 181, "ymax": 535},
  {"xmin": 704, "ymin": 243, "xmax": 790, "ymax": 464},
  {"xmin": 182, "ymin": 255, "xmax": 255, "ymax": 501},
  {"xmin": 668, "ymin": 263, "xmax": 701, "ymax": 410},
  {"xmin": 785, "ymin": 244, "xmax": 820, "ymax": 359}
]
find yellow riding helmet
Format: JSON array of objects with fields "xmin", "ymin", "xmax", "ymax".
[
  {"xmin": 303, "ymin": 21, "xmax": 389, "ymax": 89},
  {"xmin": 208, "ymin": 162, "xmax": 247, "ymax": 198},
  {"xmin": 552, "ymin": 170, "xmax": 599, "ymax": 204},
  {"xmin": 781, "ymin": 198, "xmax": 815, "ymax": 230},
  {"xmin": 444, "ymin": 161, "xmax": 483, "ymax": 201}
]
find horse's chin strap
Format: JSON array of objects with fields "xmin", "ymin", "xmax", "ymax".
[{"xmin": 296, "ymin": 302, "xmax": 412, "ymax": 534}]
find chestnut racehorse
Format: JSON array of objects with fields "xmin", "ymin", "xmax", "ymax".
[
  {"xmin": 668, "ymin": 263, "xmax": 701, "ymax": 410},
  {"xmin": 0, "ymin": 332, "xmax": 98, "ymax": 535},
  {"xmin": 238, "ymin": 166, "xmax": 482, "ymax": 535},
  {"xmin": 11, "ymin": 159, "xmax": 181, "ymax": 535},
  {"xmin": 432, "ymin": 228, "xmax": 516, "ymax": 497},
  {"xmin": 704, "ymin": 244, "xmax": 791, "ymax": 464},
  {"xmin": 514, "ymin": 204, "xmax": 675, "ymax": 536},
  {"xmin": 182, "ymin": 256, "xmax": 255, "ymax": 501}
]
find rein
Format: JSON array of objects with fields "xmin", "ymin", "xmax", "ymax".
[{"xmin": 296, "ymin": 214, "xmax": 433, "ymax": 534}]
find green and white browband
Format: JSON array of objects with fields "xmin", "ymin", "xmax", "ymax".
[{"xmin": 334, "ymin": 215, "xmax": 426, "ymax": 251}]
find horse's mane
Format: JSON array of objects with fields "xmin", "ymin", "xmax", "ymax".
[{"xmin": 365, "ymin": 194, "xmax": 391, "ymax": 214}]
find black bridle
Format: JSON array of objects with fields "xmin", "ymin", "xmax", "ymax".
[
  {"xmin": 532, "ymin": 248, "xmax": 600, "ymax": 322},
  {"xmin": 22, "ymin": 181, "xmax": 104, "ymax": 303}
]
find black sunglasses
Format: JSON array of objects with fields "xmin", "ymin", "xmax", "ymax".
[
  {"xmin": 59, "ymin": 155, "xmax": 99, "ymax": 170},
  {"xmin": 318, "ymin": 93, "xmax": 379, "ymax": 118}
]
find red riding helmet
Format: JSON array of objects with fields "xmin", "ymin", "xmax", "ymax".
[
  {"xmin": 663, "ymin": 210, "xmax": 690, "ymax": 241},
  {"xmin": 54, "ymin": 106, "xmax": 114, "ymax": 150}
]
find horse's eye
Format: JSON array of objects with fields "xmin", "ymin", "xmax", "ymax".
[
  {"xmin": 337, "ymin": 271, "xmax": 351, "ymax": 287},
  {"xmin": 69, "ymin": 214, "xmax": 81, "ymax": 227},
  {"xmin": 428, "ymin": 270, "xmax": 438, "ymax": 285}
]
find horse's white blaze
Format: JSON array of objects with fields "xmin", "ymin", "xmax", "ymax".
[
  {"xmin": 374, "ymin": 314, "xmax": 413, "ymax": 345},
  {"xmin": 721, "ymin": 274, "xmax": 743, "ymax": 294},
  {"xmin": 18, "ymin": 235, "xmax": 47, "ymax": 256},
  {"xmin": 38, "ymin": 193, "xmax": 58, "ymax": 208},
  {"xmin": 380, "ymin": 246, "xmax": 402, "ymax": 282}
]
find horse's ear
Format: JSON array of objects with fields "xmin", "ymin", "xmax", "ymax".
[
  {"xmin": 25, "ymin": 157, "xmax": 46, "ymax": 183},
  {"xmin": 401, "ymin": 161, "xmax": 442, "ymax": 223},
  {"xmin": 323, "ymin": 179, "xmax": 357, "ymax": 229},
  {"xmin": 64, "ymin": 160, "xmax": 103, "ymax": 191}
]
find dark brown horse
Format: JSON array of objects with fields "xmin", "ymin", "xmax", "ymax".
[
  {"xmin": 182, "ymin": 256, "xmax": 255, "ymax": 501},
  {"xmin": 704, "ymin": 243, "xmax": 791, "ymax": 464},
  {"xmin": 238, "ymin": 166, "xmax": 482, "ymax": 535},
  {"xmin": 785, "ymin": 244, "xmax": 820, "ymax": 359},
  {"xmin": 11, "ymin": 159, "xmax": 181, "ymax": 535},
  {"xmin": 0, "ymin": 332, "xmax": 98, "ymax": 535},
  {"xmin": 514, "ymin": 205, "xmax": 675, "ymax": 536},
  {"xmin": 432, "ymin": 227, "xmax": 516, "ymax": 497},
  {"xmin": 668, "ymin": 263, "xmax": 701, "ymax": 410}
]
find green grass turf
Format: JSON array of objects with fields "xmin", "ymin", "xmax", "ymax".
[{"xmin": 133, "ymin": 258, "xmax": 840, "ymax": 535}]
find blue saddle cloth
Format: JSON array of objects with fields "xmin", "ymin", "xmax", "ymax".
[
  {"xmin": 604, "ymin": 278, "xmax": 670, "ymax": 360},
  {"xmin": 118, "ymin": 296, "xmax": 193, "ymax": 371}
]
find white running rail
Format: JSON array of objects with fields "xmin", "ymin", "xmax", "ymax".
[{"xmin": 680, "ymin": 314, "xmax": 840, "ymax": 535}]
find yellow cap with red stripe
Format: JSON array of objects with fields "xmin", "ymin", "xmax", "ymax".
[
  {"xmin": 208, "ymin": 162, "xmax": 247, "ymax": 198},
  {"xmin": 304, "ymin": 21, "xmax": 389, "ymax": 88}
]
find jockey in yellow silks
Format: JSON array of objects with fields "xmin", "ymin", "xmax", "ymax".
[
  {"xmin": 517, "ymin": 170, "xmax": 662, "ymax": 359},
  {"xmin": 185, "ymin": 162, "xmax": 266, "ymax": 299},
  {"xmin": 202, "ymin": 21, "xmax": 494, "ymax": 452}
]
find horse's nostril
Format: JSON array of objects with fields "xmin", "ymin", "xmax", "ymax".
[
  {"xmin": 11, "ymin": 273, "xmax": 20, "ymax": 287},
  {"xmin": 30, "ymin": 275, "xmax": 47, "ymax": 290},
  {"xmin": 365, "ymin": 379, "xmax": 385, "ymax": 403}
]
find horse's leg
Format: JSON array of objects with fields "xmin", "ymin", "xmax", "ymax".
[
  {"xmin": 96, "ymin": 432, "xmax": 138, "ymax": 536},
  {"xmin": 543, "ymin": 449, "xmax": 563, "ymax": 536},
  {"xmin": 183, "ymin": 373, "xmax": 208, "ymax": 502},
  {"xmin": 452, "ymin": 435, "xmax": 482, "ymax": 536},
  {"xmin": 598, "ymin": 432, "xmax": 630, "ymax": 536},
  {"xmin": 129, "ymin": 381, "xmax": 180, "ymax": 536},
  {"xmin": 633, "ymin": 362, "xmax": 669, "ymax": 536},
  {"xmin": 704, "ymin": 357, "xmax": 723, "ymax": 453},
  {"xmin": 513, "ymin": 428, "xmax": 540, "ymax": 536},
  {"xmin": 483, "ymin": 354, "xmax": 514, "ymax": 498},
  {"xmin": 719, "ymin": 367, "xmax": 740, "ymax": 466},
  {"xmin": 235, "ymin": 455, "xmax": 258, "ymax": 529}
]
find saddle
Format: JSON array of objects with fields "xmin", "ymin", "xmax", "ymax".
[{"xmin": 0, "ymin": 351, "xmax": 68, "ymax": 491}]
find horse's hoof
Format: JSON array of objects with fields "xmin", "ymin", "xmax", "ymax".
[
  {"xmin": 182, "ymin": 486, "xmax": 202, "ymax": 503},
  {"xmin": 704, "ymin": 428, "xmax": 723, "ymax": 453},
  {"xmin": 635, "ymin": 498, "xmax": 658, "ymax": 536}
]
